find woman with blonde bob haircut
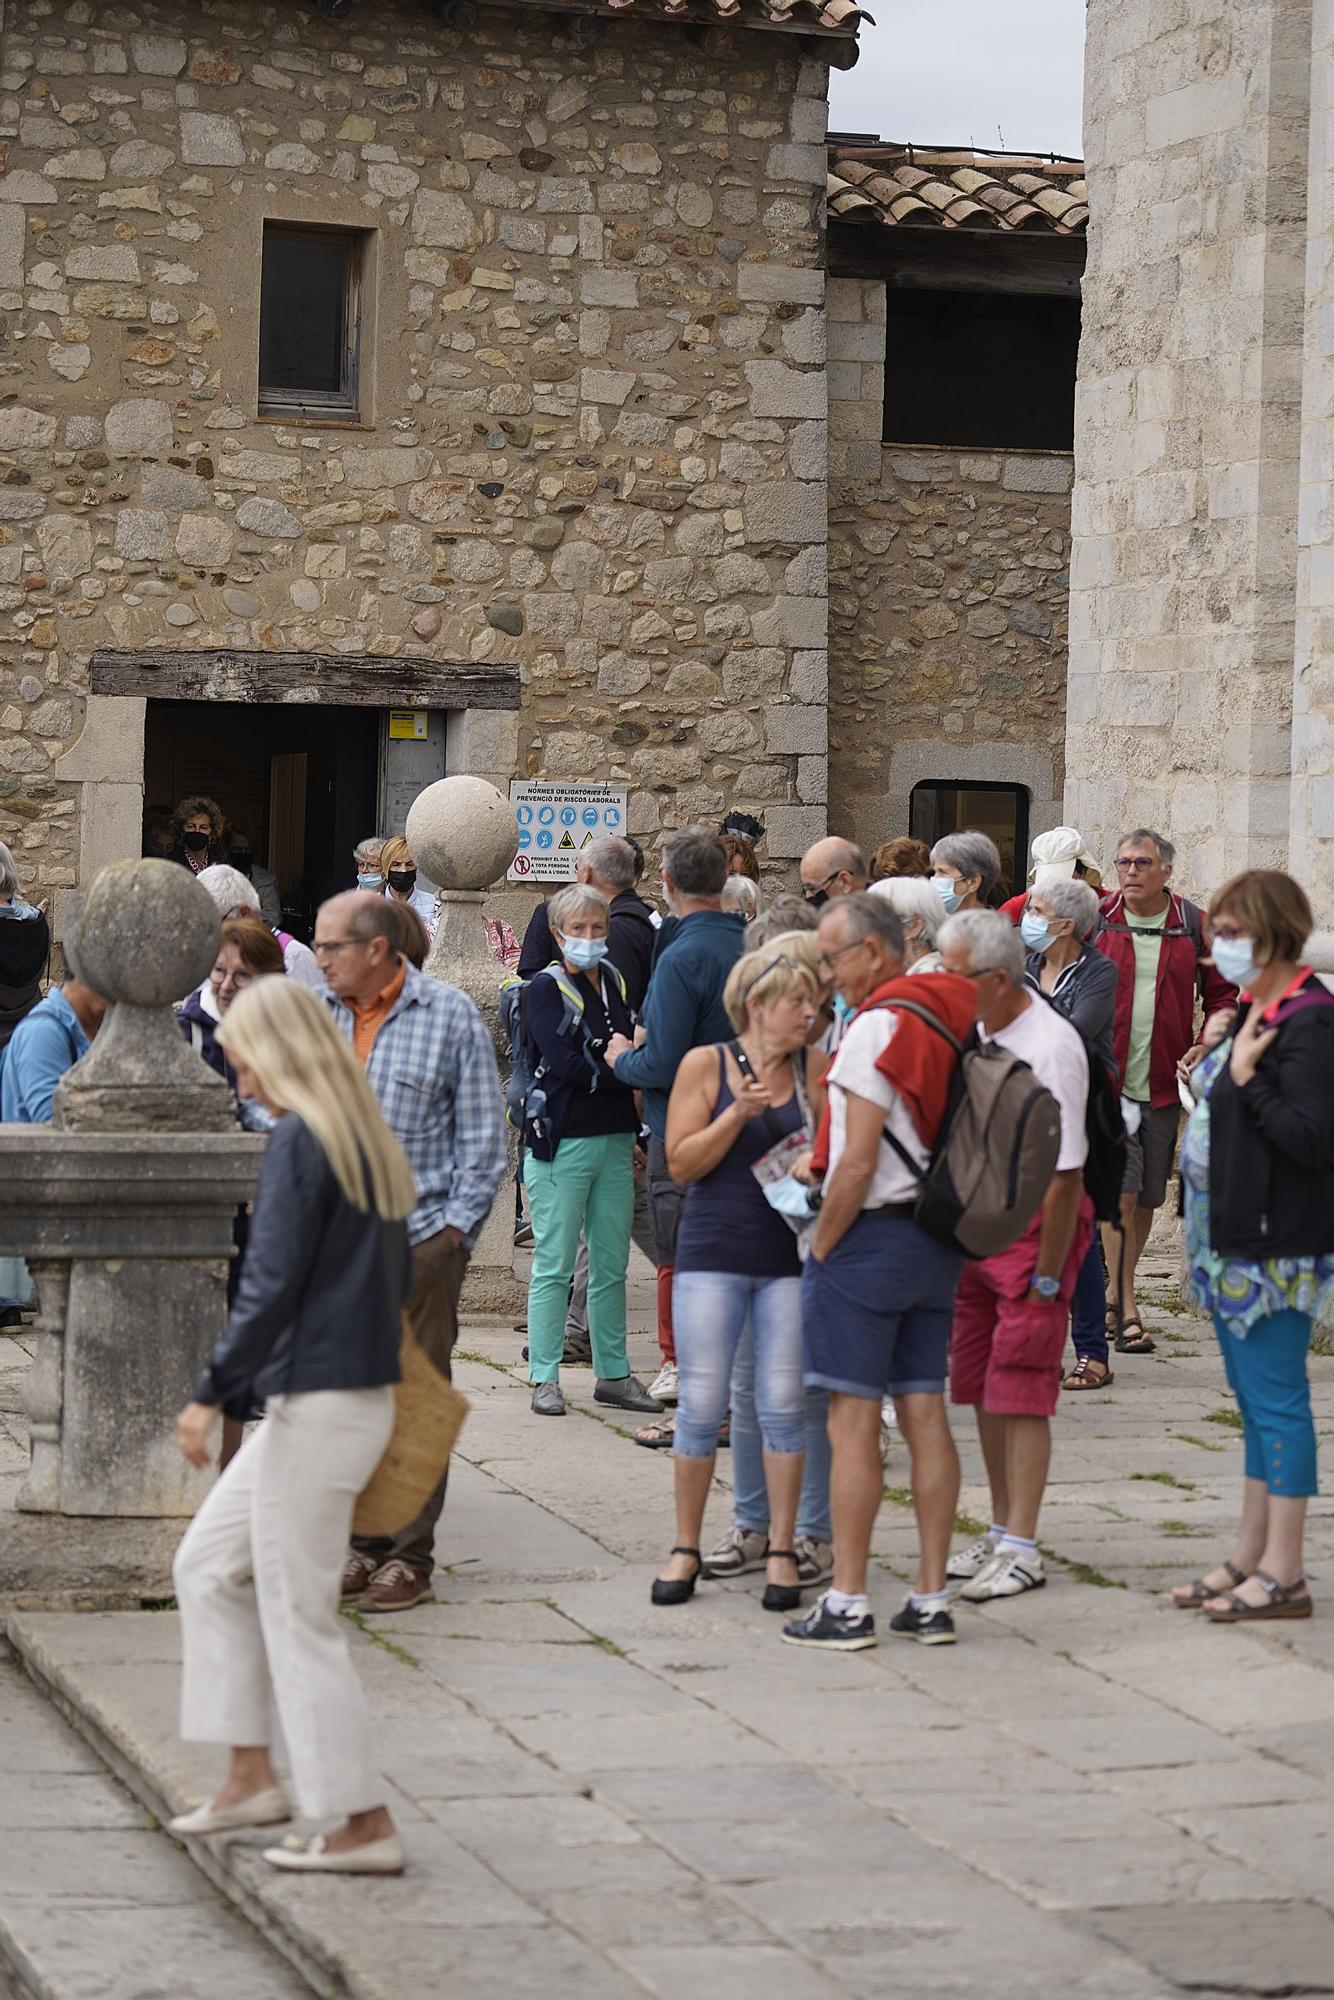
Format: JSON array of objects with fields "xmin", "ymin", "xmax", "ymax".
[
  {"xmin": 651, "ymin": 937, "xmax": 822, "ymax": 1614},
  {"xmin": 170, "ymin": 979, "xmax": 416, "ymax": 1875}
]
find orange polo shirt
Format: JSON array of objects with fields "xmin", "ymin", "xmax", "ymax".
[{"xmin": 349, "ymin": 959, "xmax": 406, "ymax": 1065}]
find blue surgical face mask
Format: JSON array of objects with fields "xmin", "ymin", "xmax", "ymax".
[
  {"xmin": 762, "ymin": 1174, "xmax": 817, "ymax": 1220},
  {"xmin": 561, "ymin": 934, "xmax": 609, "ymax": 971},
  {"xmin": 1212, "ymin": 935, "xmax": 1260, "ymax": 993},
  {"xmin": 832, "ymin": 993, "xmax": 854, "ymax": 1024},
  {"xmin": 1020, "ymin": 911, "xmax": 1057, "ymax": 955},
  {"xmin": 933, "ymin": 876, "xmax": 963, "ymax": 914},
  {"xmin": 357, "ymin": 872, "xmax": 383, "ymax": 891}
]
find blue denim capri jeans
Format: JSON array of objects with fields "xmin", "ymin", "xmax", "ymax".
[{"xmin": 672, "ymin": 1270, "xmax": 805, "ymax": 1459}]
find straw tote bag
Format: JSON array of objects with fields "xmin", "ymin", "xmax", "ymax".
[{"xmin": 353, "ymin": 1315, "xmax": 469, "ymax": 1537}]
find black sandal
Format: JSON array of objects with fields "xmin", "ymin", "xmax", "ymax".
[
  {"xmin": 651, "ymin": 1547, "xmax": 702, "ymax": 1606},
  {"xmin": 1172, "ymin": 1560, "xmax": 1245, "ymax": 1609},
  {"xmin": 1114, "ymin": 1319, "xmax": 1155, "ymax": 1354},
  {"xmin": 761, "ymin": 1550, "xmax": 802, "ymax": 1614}
]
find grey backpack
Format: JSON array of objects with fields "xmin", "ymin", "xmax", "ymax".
[{"xmin": 876, "ymin": 1001, "xmax": 1063, "ymax": 1259}]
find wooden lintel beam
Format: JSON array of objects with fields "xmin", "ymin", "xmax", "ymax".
[{"xmin": 90, "ymin": 649, "xmax": 522, "ymax": 711}]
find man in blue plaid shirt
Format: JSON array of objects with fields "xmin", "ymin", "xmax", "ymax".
[{"xmin": 317, "ymin": 890, "xmax": 506, "ymax": 1613}]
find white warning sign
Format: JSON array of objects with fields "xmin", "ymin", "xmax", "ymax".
[{"xmin": 508, "ymin": 781, "xmax": 630, "ymax": 884}]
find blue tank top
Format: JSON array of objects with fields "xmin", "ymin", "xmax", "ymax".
[{"xmin": 674, "ymin": 1047, "xmax": 804, "ymax": 1279}]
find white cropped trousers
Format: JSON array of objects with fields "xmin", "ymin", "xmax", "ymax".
[{"xmin": 173, "ymin": 1386, "xmax": 394, "ymax": 1821}]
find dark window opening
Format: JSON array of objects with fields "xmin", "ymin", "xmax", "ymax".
[
  {"xmin": 909, "ymin": 781, "xmax": 1030, "ymax": 899},
  {"xmin": 259, "ymin": 224, "xmax": 363, "ymax": 419},
  {"xmin": 884, "ymin": 289, "xmax": 1078, "ymax": 452}
]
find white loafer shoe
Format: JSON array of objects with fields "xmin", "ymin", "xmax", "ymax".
[
  {"xmin": 168, "ymin": 1785, "xmax": 292, "ymax": 1836},
  {"xmin": 263, "ymin": 1832, "xmax": 406, "ymax": 1875}
]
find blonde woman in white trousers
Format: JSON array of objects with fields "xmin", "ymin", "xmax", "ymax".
[{"xmin": 170, "ymin": 977, "xmax": 415, "ymax": 1875}]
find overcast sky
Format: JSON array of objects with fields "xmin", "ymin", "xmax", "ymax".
[{"xmin": 829, "ymin": 0, "xmax": 1085, "ymax": 160}]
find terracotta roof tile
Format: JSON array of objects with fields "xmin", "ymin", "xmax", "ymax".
[
  {"xmin": 484, "ymin": 0, "xmax": 868, "ymax": 32},
  {"xmin": 826, "ymin": 143, "xmax": 1088, "ymax": 234}
]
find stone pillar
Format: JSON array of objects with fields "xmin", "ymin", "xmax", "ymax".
[
  {"xmin": 407, "ymin": 776, "xmax": 523, "ymax": 1314},
  {"xmin": 1292, "ymin": 0, "xmax": 1334, "ymax": 930},
  {"xmin": 1068, "ymin": 0, "xmax": 1309, "ymax": 894},
  {"xmin": 0, "ymin": 860, "xmax": 263, "ymax": 1516}
]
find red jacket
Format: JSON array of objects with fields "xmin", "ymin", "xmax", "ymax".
[{"xmin": 1093, "ymin": 890, "xmax": 1237, "ymax": 1107}]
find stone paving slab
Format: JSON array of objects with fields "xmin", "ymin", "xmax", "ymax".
[
  {"xmin": 6, "ymin": 1251, "xmax": 1334, "ymax": 1996},
  {"xmin": 0, "ymin": 1657, "xmax": 307, "ymax": 2000}
]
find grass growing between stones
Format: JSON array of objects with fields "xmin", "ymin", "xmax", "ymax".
[
  {"xmin": 1157, "ymin": 1519, "xmax": 1208, "ymax": 1538},
  {"xmin": 1130, "ymin": 1471, "xmax": 1196, "ymax": 1491},
  {"xmin": 884, "ymin": 1484, "xmax": 986, "ymax": 1539},
  {"xmin": 1205, "ymin": 1407, "xmax": 1244, "ymax": 1430},
  {"xmin": 341, "ymin": 1604, "xmax": 422, "ymax": 1670},
  {"xmin": 1175, "ymin": 1431, "xmax": 1228, "ymax": 1452},
  {"xmin": 453, "ymin": 1349, "xmax": 513, "ymax": 1374}
]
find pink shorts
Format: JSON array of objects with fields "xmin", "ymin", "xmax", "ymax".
[{"xmin": 949, "ymin": 1200, "xmax": 1094, "ymax": 1418}]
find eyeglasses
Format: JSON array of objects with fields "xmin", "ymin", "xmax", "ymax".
[
  {"xmin": 312, "ymin": 937, "xmax": 365, "ymax": 959},
  {"xmin": 1115, "ymin": 856, "xmax": 1158, "ymax": 872},
  {"xmin": 817, "ymin": 939, "xmax": 866, "ymax": 969},
  {"xmin": 803, "ymin": 873, "xmax": 840, "ymax": 902}
]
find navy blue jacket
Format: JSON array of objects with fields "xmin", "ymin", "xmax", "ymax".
[
  {"xmin": 614, "ymin": 909, "xmax": 746, "ymax": 1138},
  {"xmin": 518, "ymin": 889, "xmax": 657, "ymax": 1013},
  {"xmin": 193, "ymin": 1114, "xmax": 408, "ymax": 1408}
]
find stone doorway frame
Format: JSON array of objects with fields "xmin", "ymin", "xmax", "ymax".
[{"xmin": 53, "ymin": 648, "xmax": 521, "ymax": 939}]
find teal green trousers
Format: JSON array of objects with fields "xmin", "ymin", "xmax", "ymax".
[{"xmin": 525, "ymin": 1132, "xmax": 635, "ymax": 1383}]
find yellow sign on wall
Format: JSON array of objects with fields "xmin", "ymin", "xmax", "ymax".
[{"xmin": 388, "ymin": 710, "xmax": 428, "ymax": 741}]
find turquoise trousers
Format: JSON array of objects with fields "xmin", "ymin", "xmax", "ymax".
[{"xmin": 525, "ymin": 1132, "xmax": 635, "ymax": 1383}]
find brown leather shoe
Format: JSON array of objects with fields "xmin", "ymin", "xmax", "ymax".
[
  {"xmin": 340, "ymin": 1550, "xmax": 378, "ymax": 1602},
  {"xmin": 359, "ymin": 1559, "xmax": 435, "ymax": 1614}
]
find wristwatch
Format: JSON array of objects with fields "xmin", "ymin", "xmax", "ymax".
[{"xmin": 1030, "ymin": 1274, "xmax": 1061, "ymax": 1300}]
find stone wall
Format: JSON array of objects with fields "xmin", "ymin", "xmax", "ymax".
[
  {"xmin": 1067, "ymin": 0, "xmax": 1308, "ymax": 896},
  {"xmin": 0, "ymin": 0, "xmax": 832, "ymax": 920},
  {"xmin": 827, "ymin": 275, "xmax": 1068, "ymax": 861}
]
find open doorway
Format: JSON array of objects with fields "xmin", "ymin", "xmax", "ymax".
[{"xmin": 143, "ymin": 700, "xmax": 381, "ymax": 937}]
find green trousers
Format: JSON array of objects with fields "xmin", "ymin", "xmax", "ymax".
[{"xmin": 525, "ymin": 1132, "xmax": 635, "ymax": 1383}]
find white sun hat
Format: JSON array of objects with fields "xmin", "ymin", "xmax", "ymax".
[{"xmin": 1029, "ymin": 826, "xmax": 1101, "ymax": 885}]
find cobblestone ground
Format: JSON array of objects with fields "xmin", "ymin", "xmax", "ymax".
[{"xmin": 4, "ymin": 1249, "xmax": 1334, "ymax": 1998}]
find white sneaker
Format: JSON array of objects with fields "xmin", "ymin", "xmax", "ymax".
[
  {"xmin": 946, "ymin": 1533, "xmax": 998, "ymax": 1582},
  {"xmin": 794, "ymin": 1536, "xmax": 835, "ymax": 1589},
  {"xmin": 702, "ymin": 1525, "xmax": 769, "ymax": 1577},
  {"xmin": 648, "ymin": 1362, "xmax": 679, "ymax": 1405},
  {"xmin": 958, "ymin": 1548, "xmax": 1046, "ymax": 1601}
]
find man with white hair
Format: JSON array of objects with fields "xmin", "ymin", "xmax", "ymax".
[
  {"xmin": 196, "ymin": 865, "xmax": 322, "ymax": 991},
  {"xmin": 938, "ymin": 909, "xmax": 1094, "ymax": 1600}
]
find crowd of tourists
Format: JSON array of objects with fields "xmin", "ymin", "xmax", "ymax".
[{"xmin": 3, "ymin": 803, "xmax": 1333, "ymax": 1875}]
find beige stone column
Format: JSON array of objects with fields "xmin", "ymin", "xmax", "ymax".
[
  {"xmin": 1292, "ymin": 0, "xmax": 1334, "ymax": 928},
  {"xmin": 1068, "ymin": 0, "xmax": 1309, "ymax": 896}
]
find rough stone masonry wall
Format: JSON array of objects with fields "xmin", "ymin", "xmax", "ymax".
[
  {"xmin": 0, "ymin": 0, "xmax": 831, "ymax": 918},
  {"xmin": 1068, "ymin": 0, "xmax": 1308, "ymax": 898},
  {"xmin": 826, "ymin": 273, "xmax": 1068, "ymax": 862}
]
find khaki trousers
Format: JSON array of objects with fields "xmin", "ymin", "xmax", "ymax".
[
  {"xmin": 351, "ymin": 1227, "xmax": 469, "ymax": 1578},
  {"xmin": 173, "ymin": 1386, "xmax": 394, "ymax": 1821}
]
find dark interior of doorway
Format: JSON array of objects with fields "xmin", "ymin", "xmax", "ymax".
[{"xmin": 144, "ymin": 699, "xmax": 380, "ymax": 937}]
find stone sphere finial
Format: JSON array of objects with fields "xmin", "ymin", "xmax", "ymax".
[
  {"xmin": 406, "ymin": 776, "xmax": 518, "ymax": 891},
  {"xmin": 71, "ymin": 858, "xmax": 220, "ymax": 1007}
]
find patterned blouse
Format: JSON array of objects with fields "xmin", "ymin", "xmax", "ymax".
[{"xmin": 1182, "ymin": 1041, "xmax": 1334, "ymax": 1337}]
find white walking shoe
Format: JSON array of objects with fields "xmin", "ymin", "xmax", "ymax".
[
  {"xmin": 169, "ymin": 1785, "xmax": 292, "ymax": 1837},
  {"xmin": 946, "ymin": 1534, "xmax": 998, "ymax": 1582},
  {"xmin": 647, "ymin": 1362, "xmax": 679, "ymax": 1405},
  {"xmin": 958, "ymin": 1548, "xmax": 1046, "ymax": 1601},
  {"xmin": 263, "ymin": 1832, "xmax": 406, "ymax": 1875}
]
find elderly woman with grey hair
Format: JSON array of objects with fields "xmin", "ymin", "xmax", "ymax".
[
  {"xmin": 930, "ymin": 830, "xmax": 1003, "ymax": 918},
  {"xmin": 868, "ymin": 875, "xmax": 945, "ymax": 974},
  {"xmin": 521, "ymin": 882, "xmax": 661, "ymax": 1419},
  {"xmin": 1021, "ymin": 875, "xmax": 1120, "ymax": 1393},
  {"xmin": 721, "ymin": 874, "xmax": 761, "ymax": 924}
]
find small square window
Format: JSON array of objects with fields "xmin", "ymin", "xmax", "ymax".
[
  {"xmin": 909, "ymin": 782, "xmax": 1030, "ymax": 898},
  {"xmin": 258, "ymin": 223, "xmax": 364, "ymax": 420}
]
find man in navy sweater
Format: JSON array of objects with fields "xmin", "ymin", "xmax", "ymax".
[{"xmin": 606, "ymin": 827, "xmax": 745, "ymax": 1401}]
